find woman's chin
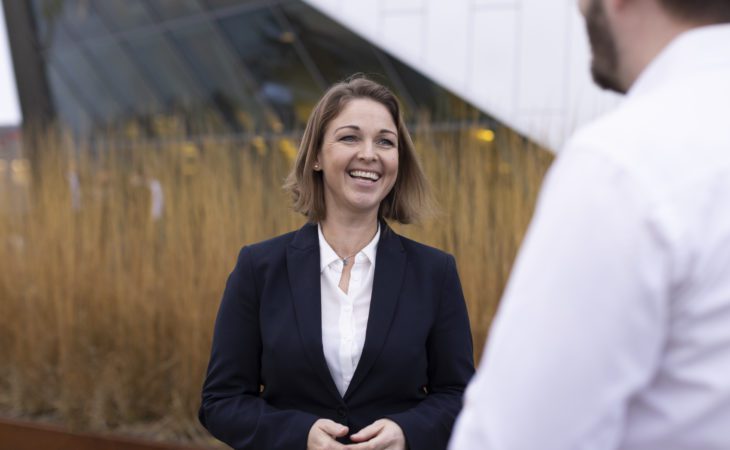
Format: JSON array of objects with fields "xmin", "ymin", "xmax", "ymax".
[{"xmin": 335, "ymin": 199, "xmax": 382, "ymax": 218}]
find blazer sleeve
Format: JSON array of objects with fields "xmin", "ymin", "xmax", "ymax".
[
  {"xmin": 386, "ymin": 254, "xmax": 475, "ymax": 450},
  {"xmin": 199, "ymin": 246, "xmax": 318, "ymax": 450}
]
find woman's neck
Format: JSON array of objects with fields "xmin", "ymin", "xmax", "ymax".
[{"xmin": 320, "ymin": 213, "xmax": 379, "ymax": 259}]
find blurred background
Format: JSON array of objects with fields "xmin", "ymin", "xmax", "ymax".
[{"xmin": 0, "ymin": 0, "xmax": 618, "ymax": 447}]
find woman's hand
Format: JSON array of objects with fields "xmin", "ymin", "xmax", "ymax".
[
  {"xmin": 307, "ymin": 418, "xmax": 349, "ymax": 450},
  {"xmin": 347, "ymin": 419, "xmax": 406, "ymax": 450}
]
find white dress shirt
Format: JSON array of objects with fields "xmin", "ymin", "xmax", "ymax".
[
  {"xmin": 450, "ymin": 25, "xmax": 730, "ymax": 450},
  {"xmin": 319, "ymin": 225, "xmax": 379, "ymax": 397}
]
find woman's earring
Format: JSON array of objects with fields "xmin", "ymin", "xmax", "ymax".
[{"xmin": 313, "ymin": 163, "xmax": 320, "ymax": 170}]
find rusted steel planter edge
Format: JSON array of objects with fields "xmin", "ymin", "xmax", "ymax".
[{"xmin": 0, "ymin": 417, "xmax": 216, "ymax": 450}]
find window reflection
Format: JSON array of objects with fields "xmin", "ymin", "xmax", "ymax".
[
  {"xmin": 32, "ymin": 0, "xmax": 76, "ymax": 49},
  {"xmin": 168, "ymin": 22, "xmax": 262, "ymax": 132},
  {"xmin": 47, "ymin": 63, "xmax": 93, "ymax": 134},
  {"xmin": 204, "ymin": 0, "xmax": 264, "ymax": 10},
  {"xmin": 56, "ymin": 0, "xmax": 107, "ymax": 40},
  {"xmin": 94, "ymin": 0, "xmax": 155, "ymax": 32},
  {"xmin": 217, "ymin": 7, "xmax": 321, "ymax": 129},
  {"xmin": 29, "ymin": 0, "xmax": 493, "ymax": 138},
  {"xmin": 51, "ymin": 48, "xmax": 123, "ymax": 122},
  {"xmin": 125, "ymin": 34, "xmax": 203, "ymax": 108},
  {"xmin": 278, "ymin": 2, "xmax": 386, "ymax": 86},
  {"xmin": 84, "ymin": 40, "xmax": 160, "ymax": 115},
  {"xmin": 147, "ymin": 0, "xmax": 204, "ymax": 20}
]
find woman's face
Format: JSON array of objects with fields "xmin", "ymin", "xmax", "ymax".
[{"xmin": 315, "ymin": 98, "xmax": 399, "ymax": 220}]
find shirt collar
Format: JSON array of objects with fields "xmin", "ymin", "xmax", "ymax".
[
  {"xmin": 629, "ymin": 24, "xmax": 730, "ymax": 99},
  {"xmin": 318, "ymin": 223, "xmax": 380, "ymax": 273}
]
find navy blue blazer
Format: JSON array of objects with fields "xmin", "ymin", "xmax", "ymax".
[{"xmin": 199, "ymin": 222, "xmax": 474, "ymax": 450}]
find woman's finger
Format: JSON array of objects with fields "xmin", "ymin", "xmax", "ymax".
[
  {"xmin": 350, "ymin": 419, "xmax": 385, "ymax": 442},
  {"xmin": 319, "ymin": 419, "xmax": 350, "ymax": 438}
]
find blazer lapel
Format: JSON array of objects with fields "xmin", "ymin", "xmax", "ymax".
[
  {"xmin": 344, "ymin": 224, "xmax": 406, "ymax": 400},
  {"xmin": 287, "ymin": 223, "xmax": 342, "ymax": 401}
]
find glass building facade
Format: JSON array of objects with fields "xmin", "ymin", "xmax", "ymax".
[{"xmin": 18, "ymin": 0, "xmax": 494, "ymax": 141}]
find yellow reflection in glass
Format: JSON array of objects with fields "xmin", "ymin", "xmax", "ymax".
[{"xmin": 474, "ymin": 128, "xmax": 495, "ymax": 143}]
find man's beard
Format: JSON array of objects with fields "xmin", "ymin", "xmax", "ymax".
[{"xmin": 585, "ymin": 0, "xmax": 626, "ymax": 93}]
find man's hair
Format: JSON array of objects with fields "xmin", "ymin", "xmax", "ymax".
[
  {"xmin": 284, "ymin": 74, "xmax": 433, "ymax": 224},
  {"xmin": 659, "ymin": 0, "xmax": 730, "ymax": 24}
]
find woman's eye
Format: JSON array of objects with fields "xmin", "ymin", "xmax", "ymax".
[
  {"xmin": 378, "ymin": 138, "xmax": 395, "ymax": 147},
  {"xmin": 339, "ymin": 135, "xmax": 357, "ymax": 142}
]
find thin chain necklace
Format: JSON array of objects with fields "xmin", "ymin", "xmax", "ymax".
[
  {"xmin": 339, "ymin": 233, "xmax": 373, "ymax": 266},
  {"xmin": 323, "ymin": 224, "xmax": 377, "ymax": 267},
  {"xmin": 341, "ymin": 251, "xmax": 359, "ymax": 267}
]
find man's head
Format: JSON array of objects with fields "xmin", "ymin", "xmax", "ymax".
[{"xmin": 579, "ymin": 0, "xmax": 730, "ymax": 93}]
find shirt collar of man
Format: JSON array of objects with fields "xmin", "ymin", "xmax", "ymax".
[
  {"xmin": 317, "ymin": 223, "xmax": 380, "ymax": 273},
  {"xmin": 629, "ymin": 23, "xmax": 730, "ymax": 99}
]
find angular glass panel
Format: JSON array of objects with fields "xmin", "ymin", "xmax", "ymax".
[
  {"xmin": 124, "ymin": 34, "xmax": 204, "ymax": 106},
  {"xmin": 84, "ymin": 40, "xmax": 161, "ymax": 115},
  {"xmin": 146, "ymin": 0, "xmax": 204, "ymax": 20},
  {"xmin": 57, "ymin": 0, "xmax": 108, "ymax": 40},
  {"xmin": 32, "ymin": 0, "xmax": 108, "ymax": 48},
  {"xmin": 204, "ymin": 0, "xmax": 264, "ymax": 11},
  {"xmin": 217, "ymin": 7, "xmax": 322, "ymax": 129},
  {"xmin": 274, "ymin": 2, "xmax": 424, "ymax": 119},
  {"xmin": 46, "ymin": 62, "xmax": 93, "ymax": 134},
  {"xmin": 29, "ymin": 0, "xmax": 494, "ymax": 140},
  {"xmin": 94, "ymin": 0, "xmax": 155, "ymax": 32},
  {"xmin": 31, "ymin": 0, "xmax": 53, "ymax": 48},
  {"xmin": 51, "ymin": 48, "xmax": 123, "ymax": 123},
  {"xmin": 278, "ymin": 1, "xmax": 386, "ymax": 85},
  {"xmin": 168, "ymin": 22, "xmax": 263, "ymax": 131}
]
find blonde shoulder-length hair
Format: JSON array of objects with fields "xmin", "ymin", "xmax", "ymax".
[{"xmin": 284, "ymin": 75, "xmax": 433, "ymax": 224}]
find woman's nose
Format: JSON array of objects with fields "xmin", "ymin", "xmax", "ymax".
[{"xmin": 358, "ymin": 141, "xmax": 377, "ymax": 161}]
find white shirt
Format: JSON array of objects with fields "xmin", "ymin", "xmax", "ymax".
[
  {"xmin": 319, "ymin": 224, "xmax": 380, "ymax": 397},
  {"xmin": 450, "ymin": 24, "xmax": 730, "ymax": 450}
]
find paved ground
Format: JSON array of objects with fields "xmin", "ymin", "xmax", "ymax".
[{"xmin": 0, "ymin": 417, "xmax": 214, "ymax": 450}]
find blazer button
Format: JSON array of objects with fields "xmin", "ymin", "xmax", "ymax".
[{"xmin": 336, "ymin": 406, "xmax": 347, "ymax": 417}]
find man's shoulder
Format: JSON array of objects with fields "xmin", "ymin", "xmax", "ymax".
[
  {"xmin": 566, "ymin": 82, "xmax": 730, "ymax": 190},
  {"xmin": 567, "ymin": 94, "xmax": 669, "ymax": 158},
  {"xmin": 570, "ymin": 69, "xmax": 730, "ymax": 159}
]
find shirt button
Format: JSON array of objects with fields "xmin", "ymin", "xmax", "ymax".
[{"xmin": 337, "ymin": 406, "xmax": 347, "ymax": 417}]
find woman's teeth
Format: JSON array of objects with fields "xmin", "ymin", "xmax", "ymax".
[{"xmin": 349, "ymin": 170, "xmax": 380, "ymax": 181}]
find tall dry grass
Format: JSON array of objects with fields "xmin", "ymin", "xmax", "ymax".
[{"xmin": 0, "ymin": 125, "xmax": 552, "ymax": 444}]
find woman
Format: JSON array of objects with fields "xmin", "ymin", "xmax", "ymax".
[{"xmin": 199, "ymin": 76, "xmax": 474, "ymax": 450}]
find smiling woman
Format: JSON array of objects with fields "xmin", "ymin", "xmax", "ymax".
[
  {"xmin": 286, "ymin": 76, "xmax": 432, "ymax": 225},
  {"xmin": 315, "ymin": 98, "xmax": 399, "ymax": 226},
  {"xmin": 198, "ymin": 75, "xmax": 475, "ymax": 450}
]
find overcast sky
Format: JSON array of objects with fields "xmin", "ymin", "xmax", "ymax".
[{"xmin": 0, "ymin": 3, "xmax": 22, "ymax": 127}]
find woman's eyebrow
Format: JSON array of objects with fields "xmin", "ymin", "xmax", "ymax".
[
  {"xmin": 334, "ymin": 125, "xmax": 397, "ymax": 136},
  {"xmin": 334, "ymin": 125, "xmax": 360, "ymax": 133}
]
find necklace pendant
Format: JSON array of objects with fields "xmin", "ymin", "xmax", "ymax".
[{"xmin": 342, "ymin": 257, "xmax": 349, "ymax": 266}]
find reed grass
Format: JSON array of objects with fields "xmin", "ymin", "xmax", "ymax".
[{"xmin": 0, "ymin": 124, "xmax": 552, "ymax": 444}]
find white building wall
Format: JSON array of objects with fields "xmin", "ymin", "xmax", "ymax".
[
  {"xmin": 302, "ymin": 0, "xmax": 621, "ymax": 152},
  {"xmin": 0, "ymin": 3, "xmax": 22, "ymax": 126}
]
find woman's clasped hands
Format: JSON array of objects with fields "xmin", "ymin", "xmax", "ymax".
[{"xmin": 307, "ymin": 418, "xmax": 407, "ymax": 450}]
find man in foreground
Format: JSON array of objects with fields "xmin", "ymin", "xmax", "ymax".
[{"xmin": 450, "ymin": 1, "xmax": 730, "ymax": 449}]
